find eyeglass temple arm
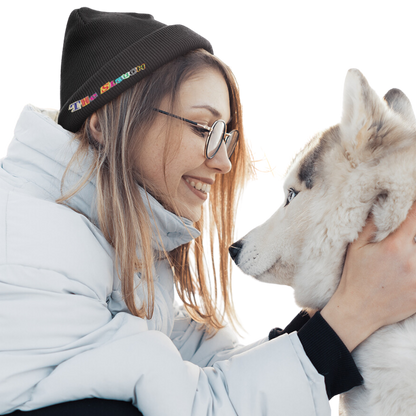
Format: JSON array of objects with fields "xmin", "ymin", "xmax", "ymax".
[{"xmin": 153, "ymin": 108, "xmax": 210, "ymax": 131}]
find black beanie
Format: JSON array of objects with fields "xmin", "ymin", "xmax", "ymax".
[{"xmin": 58, "ymin": 8, "xmax": 213, "ymax": 133}]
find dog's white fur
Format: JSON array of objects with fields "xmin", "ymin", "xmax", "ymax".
[{"xmin": 233, "ymin": 69, "xmax": 416, "ymax": 415}]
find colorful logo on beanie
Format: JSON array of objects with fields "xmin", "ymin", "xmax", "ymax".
[{"xmin": 68, "ymin": 63, "xmax": 146, "ymax": 113}]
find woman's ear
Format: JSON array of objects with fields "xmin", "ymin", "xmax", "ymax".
[{"xmin": 89, "ymin": 113, "xmax": 103, "ymax": 144}]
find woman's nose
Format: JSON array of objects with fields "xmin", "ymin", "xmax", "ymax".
[{"xmin": 205, "ymin": 140, "xmax": 232, "ymax": 174}]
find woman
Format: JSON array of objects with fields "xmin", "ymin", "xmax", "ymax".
[{"xmin": 2, "ymin": 7, "xmax": 416, "ymax": 416}]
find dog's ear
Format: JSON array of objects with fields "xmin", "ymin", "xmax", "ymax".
[
  {"xmin": 338, "ymin": 66, "xmax": 415, "ymax": 168},
  {"xmin": 383, "ymin": 88, "xmax": 416, "ymax": 124},
  {"xmin": 338, "ymin": 65, "xmax": 386, "ymax": 131},
  {"xmin": 340, "ymin": 68, "xmax": 385, "ymax": 146}
]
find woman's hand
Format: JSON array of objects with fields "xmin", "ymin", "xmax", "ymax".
[{"xmin": 321, "ymin": 202, "xmax": 416, "ymax": 352}]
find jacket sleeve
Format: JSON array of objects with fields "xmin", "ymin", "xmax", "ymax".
[
  {"xmin": 1, "ymin": 266, "xmax": 330, "ymax": 416},
  {"xmin": 168, "ymin": 305, "xmax": 331, "ymax": 415},
  {"xmin": 269, "ymin": 310, "xmax": 364, "ymax": 399}
]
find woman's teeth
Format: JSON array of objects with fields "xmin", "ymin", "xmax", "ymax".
[{"xmin": 185, "ymin": 178, "xmax": 211, "ymax": 194}]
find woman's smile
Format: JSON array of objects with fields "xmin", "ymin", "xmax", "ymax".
[{"xmin": 182, "ymin": 177, "xmax": 209, "ymax": 201}]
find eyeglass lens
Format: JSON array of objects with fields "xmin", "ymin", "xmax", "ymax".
[{"xmin": 206, "ymin": 121, "xmax": 239, "ymax": 159}]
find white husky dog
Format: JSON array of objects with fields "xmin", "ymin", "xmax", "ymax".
[{"xmin": 231, "ymin": 69, "xmax": 416, "ymax": 416}]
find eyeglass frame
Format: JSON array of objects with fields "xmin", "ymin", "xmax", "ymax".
[{"xmin": 153, "ymin": 108, "xmax": 239, "ymax": 160}]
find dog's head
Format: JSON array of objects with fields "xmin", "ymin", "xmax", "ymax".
[{"xmin": 230, "ymin": 69, "xmax": 416, "ymax": 309}]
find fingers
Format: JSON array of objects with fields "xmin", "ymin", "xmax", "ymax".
[
  {"xmin": 387, "ymin": 201, "xmax": 416, "ymax": 242},
  {"xmin": 350, "ymin": 201, "xmax": 416, "ymax": 254},
  {"xmin": 392, "ymin": 201, "xmax": 416, "ymax": 241},
  {"xmin": 354, "ymin": 213, "xmax": 377, "ymax": 245},
  {"xmin": 356, "ymin": 201, "xmax": 416, "ymax": 246}
]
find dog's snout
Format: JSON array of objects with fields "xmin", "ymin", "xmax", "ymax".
[{"xmin": 229, "ymin": 240, "xmax": 244, "ymax": 263}]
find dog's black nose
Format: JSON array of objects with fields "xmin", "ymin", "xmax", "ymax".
[{"xmin": 229, "ymin": 240, "xmax": 244, "ymax": 263}]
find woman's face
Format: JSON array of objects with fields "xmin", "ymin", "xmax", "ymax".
[
  {"xmin": 138, "ymin": 68, "xmax": 232, "ymax": 222},
  {"xmin": 90, "ymin": 69, "xmax": 231, "ymax": 222}
]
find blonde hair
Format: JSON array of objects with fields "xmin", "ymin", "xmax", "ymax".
[{"xmin": 56, "ymin": 49, "xmax": 252, "ymax": 332}]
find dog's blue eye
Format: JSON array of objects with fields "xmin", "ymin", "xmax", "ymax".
[{"xmin": 285, "ymin": 188, "xmax": 298, "ymax": 206}]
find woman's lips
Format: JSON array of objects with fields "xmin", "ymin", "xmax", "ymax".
[{"xmin": 182, "ymin": 178, "xmax": 208, "ymax": 201}]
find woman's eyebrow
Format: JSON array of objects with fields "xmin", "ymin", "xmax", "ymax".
[{"xmin": 191, "ymin": 105, "xmax": 232, "ymax": 124}]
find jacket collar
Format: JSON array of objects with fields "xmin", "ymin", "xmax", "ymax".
[{"xmin": 2, "ymin": 104, "xmax": 200, "ymax": 252}]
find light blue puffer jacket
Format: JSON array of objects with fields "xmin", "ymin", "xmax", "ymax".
[{"xmin": 0, "ymin": 105, "xmax": 330, "ymax": 415}]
